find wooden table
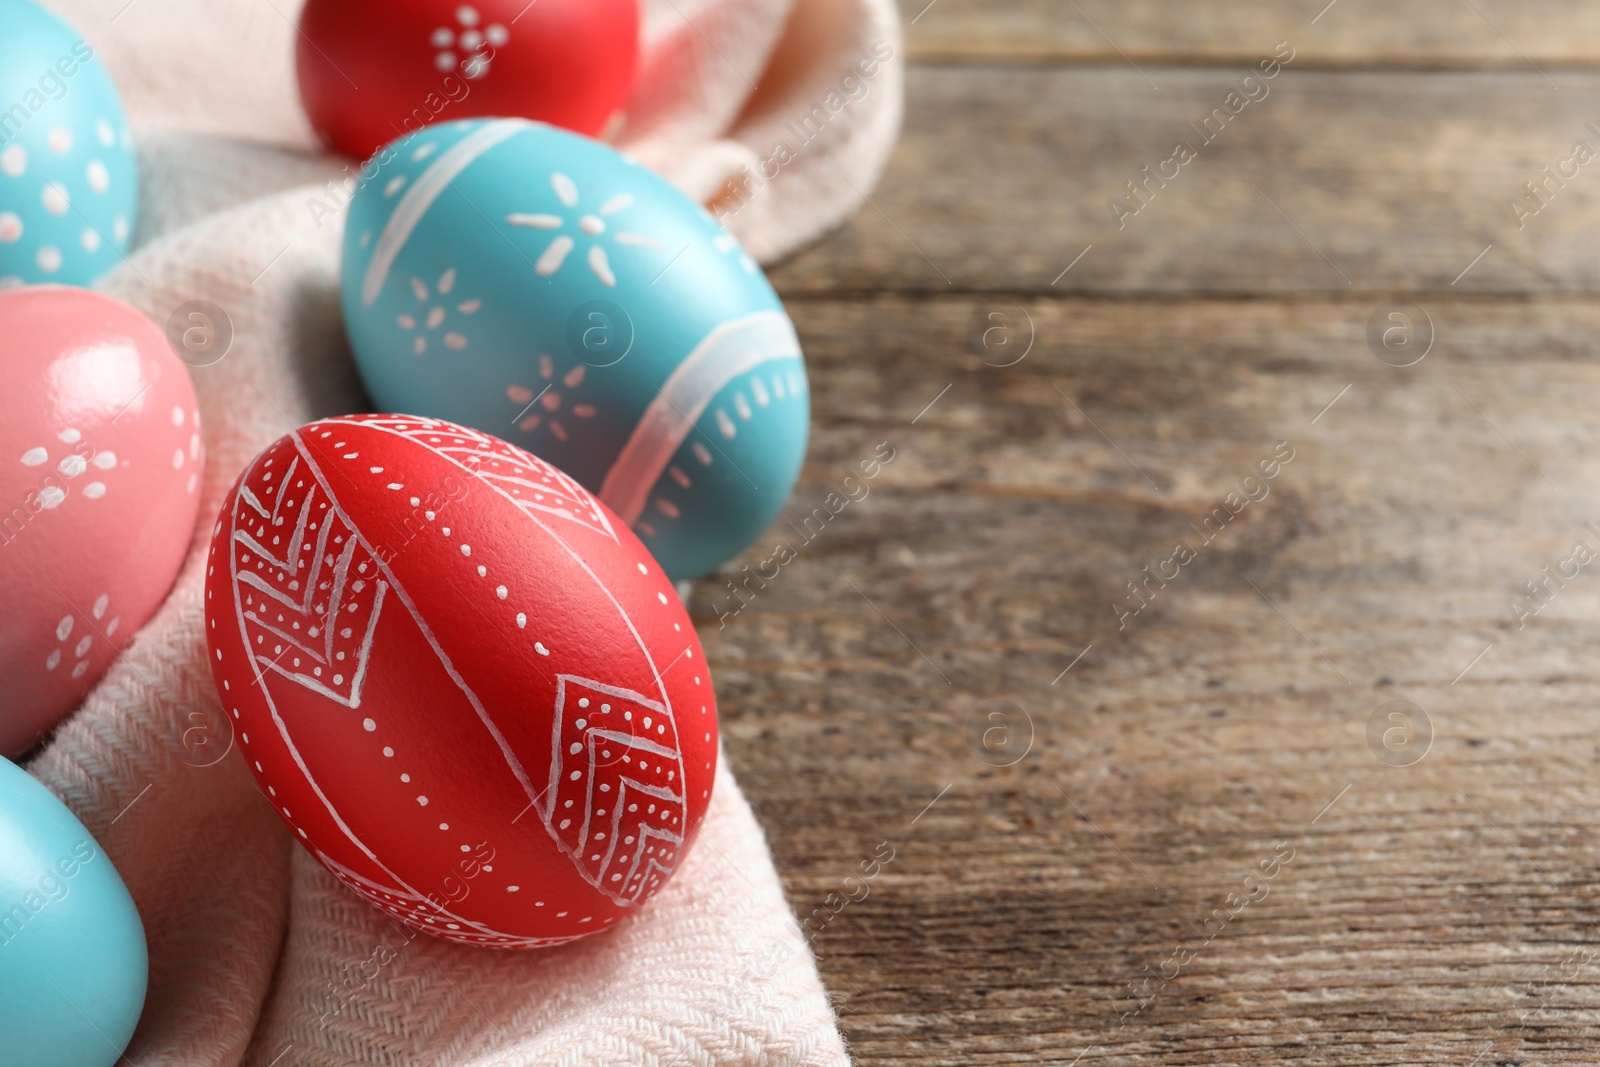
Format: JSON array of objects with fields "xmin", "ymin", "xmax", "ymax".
[{"xmin": 706, "ymin": 3, "xmax": 1600, "ymax": 1062}]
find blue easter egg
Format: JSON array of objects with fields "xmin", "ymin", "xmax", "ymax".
[
  {"xmin": 340, "ymin": 119, "xmax": 809, "ymax": 580},
  {"xmin": 0, "ymin": 756, "xmax": 148, "ymax": 1067},
  {"xmin": 0, "ymin": 0, "xmax": 138, "ymax": 287}
]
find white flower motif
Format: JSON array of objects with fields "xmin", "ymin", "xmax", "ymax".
[
  {"xmin": 432, "ymin": 5, "xmax": 508, "ymax": 79},
  {"xmin": 398, "ymin": 267, "xmax": 481, "ymax": 355},
  {"xmin": 505, "ymin": 354, "xmax": 599, "ymax": 443},
  {"xmin": 507, "ymin": 174, "xmax": 664, "ymax": 288},
  {"xmin": 19, "ymin": 429, "xmax": 118, "ymax": 507}
]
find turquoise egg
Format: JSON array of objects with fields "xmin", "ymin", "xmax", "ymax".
[
  {"xmin": 0, "ymin": 756, "xmax": 147, "ymax": 1067},
  {"xmin": 0, "ymin": 0, "xmax": 138, "ymax": 286},
  {"xmin": 340, "ymin": 119, "xmax": 809, "ymax": 580}
]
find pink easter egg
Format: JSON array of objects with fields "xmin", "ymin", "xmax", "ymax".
[{"xmin": 0, "ymin": 286, "xmax": 203, "ymax": 756}]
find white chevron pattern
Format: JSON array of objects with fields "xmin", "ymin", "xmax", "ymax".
[
  {"xmin": 230, "ymin": 449, "xmax": 386, "ymax": 707},
  {"xmin": 357, "ymin": 415, "xmax": 618, "ymax": 541},
  {"xmin": 542, "ymin": 675, "xmax": 689, "ymax": 905}
]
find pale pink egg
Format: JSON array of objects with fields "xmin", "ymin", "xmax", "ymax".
[{"xmin": 0, "ymin": 286, "xmax": 203, "ymax": 756}]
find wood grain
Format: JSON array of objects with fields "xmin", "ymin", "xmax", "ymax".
[
  {"xmin": 709, "ymin": 294, "xmax": 1600, "ymax": 1064},
  {"xmin": 900, "ymin": 0, "xmax": 1600, "ymax": 67},
  {"xmin": 767, "ymin": 66, "xmax": 1600, "ymax": 296},
  {"xmin": 725, "ymin": 2, "xmax": 1600, "ymax": 1060}
]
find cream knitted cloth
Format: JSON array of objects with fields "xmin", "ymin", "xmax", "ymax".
[
  {"xmin": 59, "ymin": 0, "xmax": 904, "ymax": 259},
  {"xmin": 21, "ymin": 0, "xmax": 902, "ymax": 1062}
]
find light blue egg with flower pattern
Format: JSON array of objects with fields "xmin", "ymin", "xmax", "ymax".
[
  {"xmin": 0, "ymin": 0, "xmax": 138, "ymax": 287},
  {"xmin": 339, "ymin": 118, "xmax": 809, "ymax": 580}
]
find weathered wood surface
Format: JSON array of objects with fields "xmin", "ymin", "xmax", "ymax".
[
  {"xmin": 769, "ymin": 66, "xmax": 1600, "ymax": 296},
  {"xmin": 898, "ymin": 0, "xmax": 1600, "ymax": 67},
  {"xmin": 713, "ymin": 295, "xmax": 1600, "ymax": 1064},
  {"xmin": 719, "ymin": 6, "xmax": 1600, "ymax": 1064}
]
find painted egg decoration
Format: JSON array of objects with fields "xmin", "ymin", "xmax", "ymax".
[
  {"xmin": 297, "ymin": 0, "xmax": 639, "ymax": 160},
  {"xmin": 0, "ymin": 287, "xmax": 203, "ymax": 757},
  {"xmin": 341, "ymin": 119, "xmax": 809, "ymax": 580},
  {"xmin": 0, "ymin": 756, "xmax": 148, "ymax": 1067},
  {"xmin": 204, "ymin": 414, "xmax": 719, "ymax": 947},
  {"xmin": 0, "ymin": 0, "xmax": 137, "ymax": 286}
]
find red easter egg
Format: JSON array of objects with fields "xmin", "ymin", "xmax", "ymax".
[
  {"xmin": 295, "ymin": 0, "xmax": 639, "ymax": 160},
  {"xmin": 203, "ymin": 414, "xmax": 717, "ymax": 947},
  {"xmin": 0, "ymin": 286, "xmax": 203, "ymax": 757}
]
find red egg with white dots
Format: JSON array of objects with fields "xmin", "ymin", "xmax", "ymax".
[
  {"xmin": 0, "ymin": 285, "xmax": 203, "ymax": 757},
  {"xmin": 295, "ymin": 0, "xmax": 640, "ymax": 160},
  {"xmin": 202, "ymin": 414, "xmax": 717, "ymax": 947}
]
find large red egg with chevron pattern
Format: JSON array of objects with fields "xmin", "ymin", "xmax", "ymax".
[{"xmin": 202, "ymin": 414, "xmax": 717, "ymax": 947}]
